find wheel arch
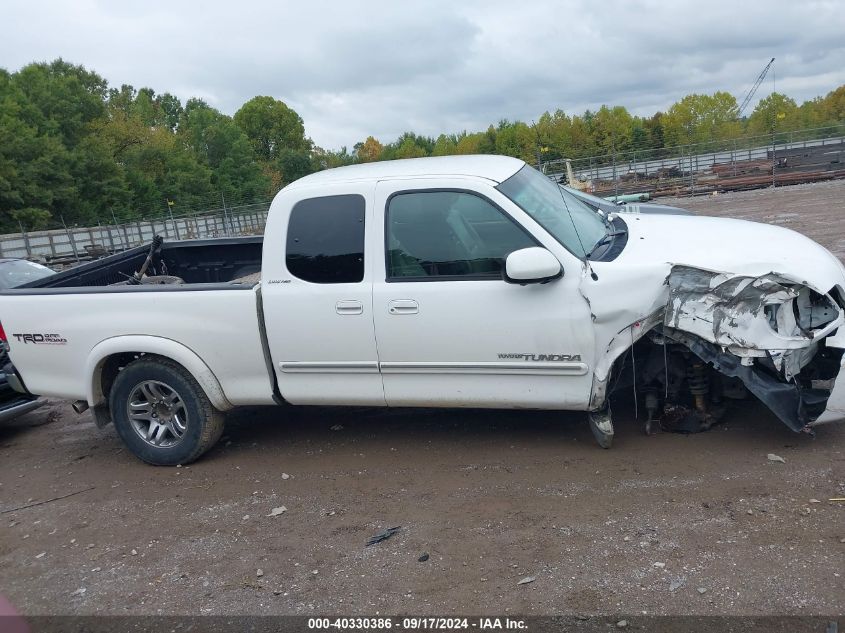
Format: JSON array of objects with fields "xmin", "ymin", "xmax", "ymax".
[{"xmin": 86, "ymin": 336, "xmax": 234, "ymax": 412}]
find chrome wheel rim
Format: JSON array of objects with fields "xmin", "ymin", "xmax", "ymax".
[{"xmin": 127, "ymin": 380, "xmax": 188, "ymax": 448}]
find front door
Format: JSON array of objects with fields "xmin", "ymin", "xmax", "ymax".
[
  {"xmin": 371, "ymin": 179, "xmax": 595, "ymax": 409},
  {"xmin": 262, "ymin": 185, "xmax": 384, "ymax": 406}
]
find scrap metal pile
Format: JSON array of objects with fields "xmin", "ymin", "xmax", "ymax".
[{"xmin": 587, "ymin": 140, "xmax": 845, "ymax": 198}]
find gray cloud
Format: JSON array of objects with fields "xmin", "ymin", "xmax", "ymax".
[{"xmin": 3, "ymin": 0, "xmax": 844, "ymax": 149}]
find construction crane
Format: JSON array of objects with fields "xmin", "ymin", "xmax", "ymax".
[{"xmin": 737, "ymin": 57, "xmax": 775, "ymax": 118}]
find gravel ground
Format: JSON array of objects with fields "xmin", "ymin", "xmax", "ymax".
[
  {"xmin": 661, "ymin": 178, "xmax": 845, "ymax": 259},
  {"xmin": 1, "ymin": 181, "xmax": 844, "ymax": 619}
]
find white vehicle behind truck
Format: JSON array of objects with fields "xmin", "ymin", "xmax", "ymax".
[{"xmin": 2, "ymin": 156, "xmax": 845, "ymax": 465}]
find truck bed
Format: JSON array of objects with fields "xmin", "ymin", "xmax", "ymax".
[
  {"xmin": 17, "ymin": 236, "xmax": 263, "ymax": 291},
  {"xmin": 0, "ymin": 235, "xmax": 275, "ymax": 407}
]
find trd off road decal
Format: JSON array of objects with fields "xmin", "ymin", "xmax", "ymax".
[
  {"xmin": 12, "ymin": 333, "xmax": 67, "ymax": 345},
  {"xmin": 497, "ymin": 353, "xmax": 581, "ymax": 361}
]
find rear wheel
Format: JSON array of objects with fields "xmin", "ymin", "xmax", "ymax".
[{"xmin": 109, "ymin": 357, "xmax": 224, "ymax": 465}]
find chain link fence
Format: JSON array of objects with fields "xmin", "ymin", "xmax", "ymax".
[
  {"xmin": 0, "ymin": 201, "xmax": 271, "ymax": 267},
  {"xmin": 541, "ymin": 124, "xmax": 845, "ymax": 200}
]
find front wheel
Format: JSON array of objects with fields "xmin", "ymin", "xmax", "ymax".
[{"xmin": 109, "ymin": 357, "xmax": 224, "ymax": 465}]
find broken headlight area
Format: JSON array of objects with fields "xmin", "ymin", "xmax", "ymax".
[
  {"xmin": 665, "ymin": 266, "xmax": 843, "ymax": 370},
  {"xmin": 615, "ymin": 266, "xmax": 845, "ymax": 434}
]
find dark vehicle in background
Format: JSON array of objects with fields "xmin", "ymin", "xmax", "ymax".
[{"xmin": 0, "ymin": 259, "xmax": 54, "ymax": 422}]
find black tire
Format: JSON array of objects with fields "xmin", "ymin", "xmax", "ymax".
[{"xmin": 109, "ymin": 356, "xmax": 224, "ymax": 465}]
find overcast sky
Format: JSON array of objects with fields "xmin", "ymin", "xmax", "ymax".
[{"xmin": 3, "ymin": 0, "xmax": 844, "ymax": 149}]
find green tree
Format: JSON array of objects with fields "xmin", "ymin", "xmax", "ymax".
[
  {"xmin": 2, "ymin": 56, "xmax": 844, "ymax": 232},
  {"xmin": 393, "ymin": 137, "xmax": 427, "ymax": 159},
  {"xmin": 589, "ymin": 105, "xmax": 634, "ymax": 154},
  {"xmin": 454, "ymin": 132, "xmax": 486, "ymax": 154},
  {"xmin": 819, "ymin": 86, "xmax": 845, "ymax": 124},
  {"xmin": 0, "ymin": 108, "xmax": 71, "ymax": 230},
  {"xmin": 662, "ymin": 92, "xmax": 741, "ymax": 146},
  {"xmin": 179, "ymin": 100, "xmax": 268, "ymax": 199},
  {"xmin": 158, "ymin": 93, "xmax": 183, "ymax": 131},
  {"xmin": 644, "ymin": 113, "xmax": 665, "ymax": 152},
  {"xmin": 535, "ymin": 110, "xmax": 573, "ymax": 161},
  {"xmin": 355, "ymin": 136, "xmax": 384, "ymax": 162},
  {"xmin": 275, "ymin": 148, "xmax": 313, "ymax": 185},
  {"xmin": 233, "ymin": 96, "xmax": 310, "ymax": 160},
  {"xmin": 312, "ymin": 146, "xmax": 356, "ymax": 170},
  {"xmin": 12, "ymin": 59, "xmax": 107, "ymax": 146},
  {"xmin": 0, "ymin": 67, "xmax": 74, "ymax": 230},
  {"xmin": 494, "ymin": 120, "xmax": 535, "ymax": 162},
  {"xmin": 431, "ymin": 134, "xmax": 458, "ymax": 156},
  {"xmin": 747, "ymin": 92, "xmax": 800, "ymax": 135}
]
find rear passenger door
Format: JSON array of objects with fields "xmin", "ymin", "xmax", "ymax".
[{"xmin": 261, "ymin": 185, "xmax": 384, "ymax": 405}]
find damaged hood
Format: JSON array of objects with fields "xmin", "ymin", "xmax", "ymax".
[{"xmin": 616, "ymin": 213, "xmax": 845, "ymax": 294}]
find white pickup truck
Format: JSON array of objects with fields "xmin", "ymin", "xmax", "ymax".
[{"xmin": 3, "ymin": 156, "xmax": 845, "ymax": 464}]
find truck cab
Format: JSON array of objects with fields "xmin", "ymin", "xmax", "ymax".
[{"xmin": 262, "ymin": 157, "xmax": 598, "ymax": 413}]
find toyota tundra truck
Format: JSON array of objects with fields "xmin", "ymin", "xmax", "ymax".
[{"xmin": 2, "ymin": 155, "xmax": 845, "ymax": 465}]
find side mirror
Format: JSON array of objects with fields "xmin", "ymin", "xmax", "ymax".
[{"xmin": 503, "ymin": 247, "xmax": 562, "ymax": 285}]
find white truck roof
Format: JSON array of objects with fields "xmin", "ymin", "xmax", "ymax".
[{"xmin": 288, "ymin": 155, "xmax": 526, "ymax": 189}]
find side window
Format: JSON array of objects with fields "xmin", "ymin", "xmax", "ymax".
[
  {"xmin": 386, "ymin": 191, "xmax": 536, "ymax": 280},
  {"xmin": 286, "ymin": 194, "xmax": 365, "ymax": 283}
]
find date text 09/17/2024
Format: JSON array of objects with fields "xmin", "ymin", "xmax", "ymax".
[{"xmin": 307, "ymin": 617, "xmax": 528, "ymax": 630}]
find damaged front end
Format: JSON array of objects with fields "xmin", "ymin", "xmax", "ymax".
[{"xmin": 648, "ymin": 265, "xmax": 845, "ymax": 433}]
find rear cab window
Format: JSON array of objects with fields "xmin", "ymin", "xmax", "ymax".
[{"xmin": 286, "ymin": 194, "xmax": 366, "ymax": 283}]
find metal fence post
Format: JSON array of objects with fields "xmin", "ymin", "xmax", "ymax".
[
  {"xmin": 166, "ymin": 202, "xmax": 181, "ymax": 240},
  {"xmin": 694, "ymin": 153, "xmax": 699, "ymax": 193},
  {"xmin": 221, "ymin": 193, "xmax": 231, "ymax": 237},
  {"xmin": 772, "ymin": 129, "xmax": 777, "ymax": 189},
  {"xmin": 612, "ymin": 144, "xmax": 618, "ymax": 200},
  {"xmin": 111, "ymin": 211, "xmax": 126, "ymax": 251},
  {"xmin": 102, "ymin": 220, "xmax": 115, "ymax": 253},
  {"xmin": 732, "ymin": 139, "xmax": 737, "ymax": 177},
  {"xmin": 18, "ymin": 221, "xmax": 32, "ymax": 259},
  {"xmin": 688, "ymin": 147, "xmax": 694, "ymax": 196},
  {"xmin": 60, "ymin": 215, "xmax": 80, "ymax": 262}
]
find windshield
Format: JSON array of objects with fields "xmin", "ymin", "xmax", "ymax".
[
  {"xmin": 497, "ymin": 165, "xmax": 607, "ymax": 258},
  {"xmin": 0, "ymin": 260, "xmax": 55, "ymax": 289}
]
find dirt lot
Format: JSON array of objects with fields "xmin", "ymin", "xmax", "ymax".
[
  {"xmin": 661, "ymin": 178, "xmax": 845, "ymax": 260},
  {"xmin": 1, "ymin": 182, "xmax": 845, "ymax": 619}
]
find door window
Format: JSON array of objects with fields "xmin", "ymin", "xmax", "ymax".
[
  {"xmin": 386, "ymin": 191, "xmax": 536, "ymax": 280},
  {"xmin": 286, "ymin": 194, "xmax": 365, "ymax": 283}
]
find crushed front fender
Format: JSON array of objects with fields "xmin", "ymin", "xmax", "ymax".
[{"xmin": 663, "ymin": 265, "xmax": 845, "ymax": 431}]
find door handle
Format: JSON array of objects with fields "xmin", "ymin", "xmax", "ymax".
[
  {"xmin": 336, "ymin": 300, "xmax": 363, "ymax": 315},
  {"xmin": 388, "ymin": 299, "xmax": 419, "ymax": 315}
]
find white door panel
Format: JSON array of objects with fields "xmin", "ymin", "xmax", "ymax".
[
  {"xmin": 262, "ymin": 184, "xmax": 384, "ymax": 406},
  {"xmin": 372, "ymin": 178, "xmax": 595, "ymax": 409}
]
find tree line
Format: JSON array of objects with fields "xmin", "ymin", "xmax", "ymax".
[{"xmin": 1, "ymin": 58, "xmax": 844, "ymax": 232}]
